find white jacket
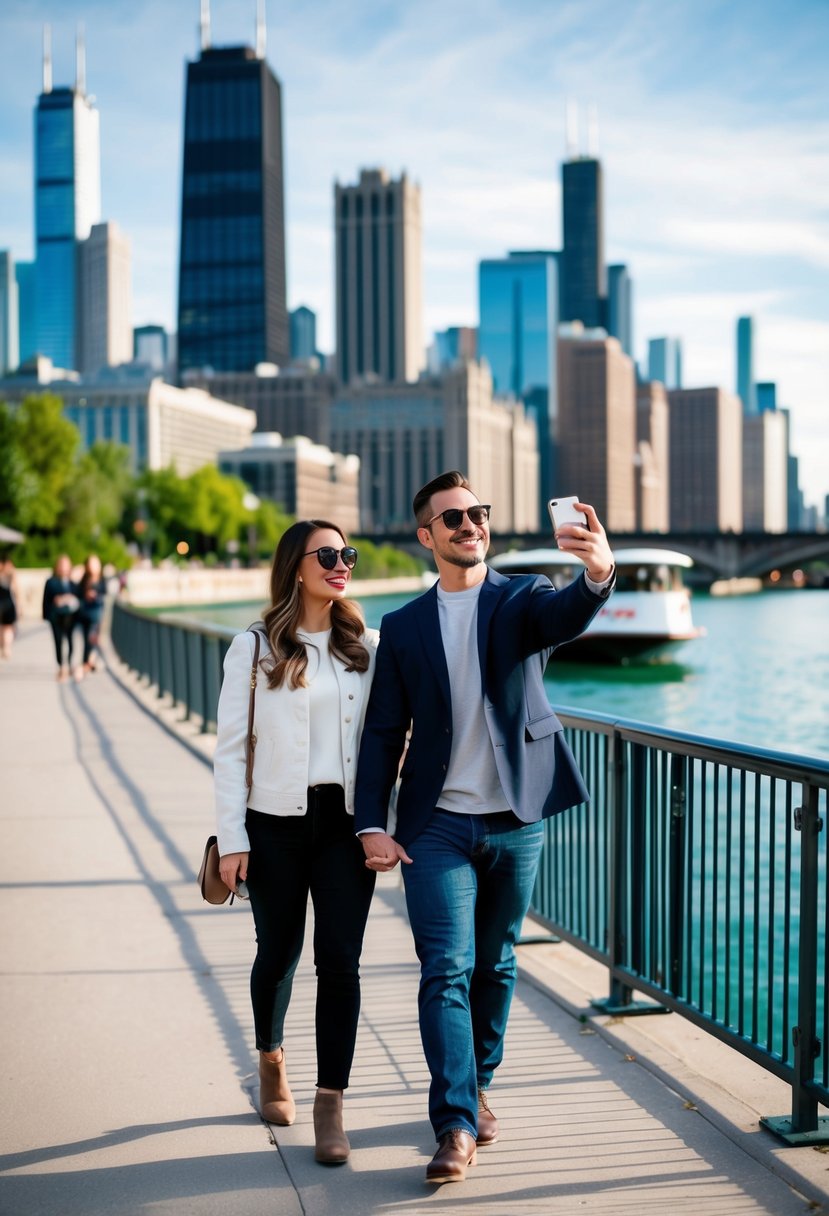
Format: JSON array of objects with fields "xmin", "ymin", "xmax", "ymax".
[{"xmin": 214, "ymin": 626, "xmax": 380, "ymax": 856}]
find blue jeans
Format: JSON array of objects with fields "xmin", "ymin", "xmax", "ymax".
[{"xmin": 402, "ymin": 809, "xmax": 544, "ymax": 1140}]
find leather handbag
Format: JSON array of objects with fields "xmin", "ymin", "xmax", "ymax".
[{"xmin": 198, "ymin": 628, "xmax": 262, "ymax": 905}]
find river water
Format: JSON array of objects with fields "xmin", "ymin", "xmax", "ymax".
[{"xmin": 178, "ymin": 587, "xmax": 829, "ymax": 762}]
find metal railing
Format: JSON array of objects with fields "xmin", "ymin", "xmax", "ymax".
[
  {"xmin": 110, "ymin": 600, "xmax": 829, "ymax": 1144},
  {"xmin": 536, "ymin": 710, "xmax": 829, "ymax": 1144},
  {"xmin": 111, "ymin": 599, "xmax": 236, "ymax": 734}
]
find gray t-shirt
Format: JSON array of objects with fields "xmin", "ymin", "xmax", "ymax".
[{"xmin": 435, "ymin": 581, "xmax": 511, "ymax": 815}]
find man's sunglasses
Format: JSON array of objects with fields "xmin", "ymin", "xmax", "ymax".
[
  {"xmin": 303, "ymin": 546, "xmax": 359, "ymax": 570},
  {"xmin": 425, "ymin": 505, "xmax": 491, "ymax": 530}
]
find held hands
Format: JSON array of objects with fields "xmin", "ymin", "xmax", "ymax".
[
  {"xmin": 219, "ymin": 850, "xmax": 249, "ymax": 894},
  {"xmin": 360, "ymin": 831, "xmax": 412, "ymax": 873},
  {"xmin": 554, "ymin": 503, "xmax": 614, "ymax": 583}
]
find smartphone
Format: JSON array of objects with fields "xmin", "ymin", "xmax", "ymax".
[{"xmin": 548, "ymin": 496, "xmax": 588, "ymax": 532}]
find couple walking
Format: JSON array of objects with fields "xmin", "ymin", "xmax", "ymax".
[
  {"xmin": 42, "ymin": 554, "xmax": 107, "ymax": 681},
  {"xmin": 213, "ymin": 470, "xmax": 614, "ymax": 1183}
]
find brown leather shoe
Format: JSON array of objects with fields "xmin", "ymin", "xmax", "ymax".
[
  {"xmin": 313, "ymin": 1090, "xmax": 350, "ymax": 1164},
  {"xmin": 476, "ymin": 1088, "xmax": 499, "ymax": 1145},
  {"xmin": 426, "ymin": 1129, "xmax": 477, "ymax": 1183},
  {"xmin": 259, "ymin": 1048, "xmax": 296, "ymax": 1125}
]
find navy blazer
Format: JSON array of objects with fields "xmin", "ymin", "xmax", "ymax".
[{"xmin": 354, "ymin": 567, "xmax": 611, "ymax": 848}]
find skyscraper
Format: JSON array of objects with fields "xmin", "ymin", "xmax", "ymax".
[
  {"xmin": 15, "ymin": 262, "xmax": 37, "ymax": 365},
  {"xmin": 560, "ymin": 157, "xmax": 605, "ymax": 329},
  {"xmin": 290, "ymin": 305, "xmax": 317, "ymax": 361},
  {"xmin": 736, "ymin": 316, "xmax": 756, "ymax": 414},
  {"xmin": 742, "ymin": 411, "xmax": 787, "ymax": 532},
  {"xmin": 0, "ymin": 252, "xmax": 19, "ymax": 374},
  {"xmin": 177, "ymin": 4, "xmax": 288, "ymax": 376},
  {"xmin": 34, "ymin": 27, "xmax": 101, "ymax": 370},
  {"xmin": 335, "ymin": 168, "xmax": 423, "ymax": 385},
  {"xmin": 77, "ymin": 221, "xmax": 132, "ymax": 374},
  {"xmin": 647, "ymin": 337, "xmax": 682, "ymax": 389},
  {"xmin": 667, "ymin": 387, "xmax": 743, "ymax": 531},
  {"xmin": 756, "ymin": 381, "xmax": 777, "ymax": 413},
  {"xmin": 606, "ymin": 263, "xmax": 633, "ymax": 357},
  {"xmin": 478, "ymin": 251, "xmax": 558, "ymax": 509},
  {"xmin": 557, "ymin": 331, "xmax": 637, "ymax": 531}
]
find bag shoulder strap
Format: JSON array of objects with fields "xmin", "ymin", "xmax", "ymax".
[{"xmin": 244, "ymin": 628, "xmax": 263, "ymax": 794}]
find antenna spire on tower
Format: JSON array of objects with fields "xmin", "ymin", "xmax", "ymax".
[
  {"xmin": 42, "ymin": 23, "xmax": 53, "ymax": 94},
  {"xmin": 256, "ymin": 0, "xmax": 267, "ymax": 58},
  {"xmin": 76, "ymin": 23, "xmax": 87, "ymax": 95},
  {"xmin": 200, "ymin": 0, "xmax": 211, "ymax": 52}
]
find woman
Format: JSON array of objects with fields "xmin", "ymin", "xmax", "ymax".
[
  {"xmin": 78, "ymin": 554, "xmax": 107, "ymax": 673},
  {"xmin": 42, "ymin": 554, "xmax": 80, "ymax": 682},
  {"xmin": 0, "ymin": 555, "xmax": 19, "ymax": 660},
  {"xmin": 214, "ymin": 520, "xmax": 379, "ymax": 1165}
]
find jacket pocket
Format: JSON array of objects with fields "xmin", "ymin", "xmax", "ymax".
[{"xmin": 524, "ymin": 713, "xmax": 562, "ymax": 741}]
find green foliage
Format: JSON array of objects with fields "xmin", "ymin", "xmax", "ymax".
[
  {"xmin": 4, "ymin": 394, "xmax": 79, "ymax": 532},
  {"xmin": 351, "ymin": 537, "xmax": 425, "ymax": 579}
]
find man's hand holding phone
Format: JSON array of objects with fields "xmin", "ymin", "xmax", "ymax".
[{"xmin": 548, "ymin": 496, "xmax": 614, "ymax": 584}]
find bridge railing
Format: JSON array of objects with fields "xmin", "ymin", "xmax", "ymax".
[{"xmin": 110, "ymin": 600, "xmax": 829, "ymax": 1144}]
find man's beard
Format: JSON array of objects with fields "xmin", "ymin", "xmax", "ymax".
[{"xmin": 442, "ymin": 533, "xmax": 486, "ymax": 568}]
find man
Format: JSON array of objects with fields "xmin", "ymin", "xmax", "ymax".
[{"xmin": 355, "ymin": 471, "xmax": 614, "ymax": 1183}]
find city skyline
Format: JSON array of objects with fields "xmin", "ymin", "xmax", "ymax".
[{"xmin": 1, "ymin": 0, "xmax": 827, "ymax": 505}]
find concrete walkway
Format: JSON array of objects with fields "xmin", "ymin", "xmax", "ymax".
[{"xmin": 1, "ymin": 621, "xmax": 826, "ymax": 1215}]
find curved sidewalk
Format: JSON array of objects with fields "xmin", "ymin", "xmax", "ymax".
[{"xmin": 0, "ymin": 621, "xmax": 825, "ymax": 1215}]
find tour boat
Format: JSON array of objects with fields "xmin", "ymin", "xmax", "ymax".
[{"xmin": 490, "ymin": 546, "xmax": 705, "ymax": 664}]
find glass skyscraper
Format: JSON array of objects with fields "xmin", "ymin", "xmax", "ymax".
[
  {"xmin": 34, "ymin": 56, "xmax": 100, "ymax": 370},
  {"xmin": 736, "ymin": 315, "xmax": 757, "ymax": 414},
  {"xmin": 607, "ymin": 263, "xmax": 633, "ymax": 357},
  {"xmin": 647, "ymin": 336, "xmax": 683, "ymax": 389},
  {"xmin": 290, "ymin": 305, "xmax": 317, "ymax": 361},
  {"xmin": 478, "ymin": 251, "xmax": 558, "ymax": 507},
  {"xmin": 177, "ymin": 43, "xmax": 288, "ymax": 376},
  {"xmin": 561, "ymin": 157, "xmax": 605, "ymax": 329}
]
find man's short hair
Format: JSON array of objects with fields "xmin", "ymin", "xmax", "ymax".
[{"xmin": 413, "ymin": 470, "xmax": 473, "ymax": 526}]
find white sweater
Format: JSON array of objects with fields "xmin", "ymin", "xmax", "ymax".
[{"xmin": 213, "ymin": 626, "xmax": 379, "ymax": 856}]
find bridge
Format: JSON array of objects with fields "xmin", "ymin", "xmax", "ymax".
[{"xmin": 370, "ymin": 529, "xmax": 829, "ymax": 582}]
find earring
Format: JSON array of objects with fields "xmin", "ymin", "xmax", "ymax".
[{"xmin": 298, "ymin": 577, "xmax": 303, "ymax": 584}]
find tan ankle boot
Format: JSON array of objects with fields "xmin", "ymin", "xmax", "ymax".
[
  {"xmin": 259, "ymin": 1048, "xmax": 296, "ymax": 1125},
  {"xmin": 313, "ymin": 1089, "xmax": 349, "ymax": 1164}
]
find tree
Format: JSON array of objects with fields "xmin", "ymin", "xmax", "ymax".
[{"xmin": 4, "ymin": 394, "xmax": 78, "ymax": 532}]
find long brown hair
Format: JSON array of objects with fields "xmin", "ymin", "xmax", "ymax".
[{"xmin": 261, "ymin": 520, "xmax": 369, "ymax": 690}]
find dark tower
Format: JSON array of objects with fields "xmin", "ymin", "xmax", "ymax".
[
  {"xmin": 177, "ymin": 3, "xmax": 288, "ymax": 376},
  {"xmin": 560, "ymin": 157, "xmax": 605, "ymax": 329}
]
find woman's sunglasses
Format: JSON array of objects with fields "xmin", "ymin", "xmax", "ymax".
[
  {"xmin": 303, "ymin": 546, "xmax": 359, "ymax": 570},
  {"xmin": 425, "ymin": 505, "xmax": 491, "ymax": 530}
]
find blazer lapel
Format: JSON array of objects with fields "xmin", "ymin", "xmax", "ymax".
[
  {"xmin": 477, "ymin": 568, "xmax": 509, "ymax": 694},
  {"xmin": 414, "ymin": 583, "xmax": 452, "ymax": 709}
]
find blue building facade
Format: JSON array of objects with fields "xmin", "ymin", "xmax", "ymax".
[
  {"xmin": 606, "ymin": 263, "xmax": 633, "ymax": 357},
  {"xmin": 15, "ymin": 262, "xmax": 37, "ymax": 365},
  {"xmin": 478, "ymin": 251, "xmax": 558, "ymax": 506},
  {"xmin": 177, "ymin": 45, "xmax": 288, "ymax": 376},
  {"xmin": 647, "ymin": 336, "xmax": 683, "ymax": 389},
  {"xmin": 290, "ymin": 305, "xmax": 317, "ymax": 361},
  {"xmin": 736, "ymin": 315, "xmax": 756, "ymax": 414},
  {"xmin": 34, "ymin": 82, "xmax": 100, "ymax": 369}
]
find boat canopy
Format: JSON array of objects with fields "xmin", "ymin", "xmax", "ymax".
[{"xmin": 491, "ymin": 547, "xmax": 695, "ymax": 570}]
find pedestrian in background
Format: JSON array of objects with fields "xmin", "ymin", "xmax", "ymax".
[
  {"xmin": 213, "ymin": 519, "xmax": 379, "ymax": 1165},
  {"xmin": 42, "ymin": 554, "xmax": 80, "ymax": 682},
  {"xmin": 78, "ymin": 554, "xmax": 107, "ymax": 674},
  {"xmin": 0, "ymin": 555, "xmax": 19, "ymax": 661}
]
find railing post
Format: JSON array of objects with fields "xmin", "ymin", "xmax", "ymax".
[
  {"xmin": 668, "ymin": 752, "xmax": 687, "ymax": 997},
  {"xmin": 761, "ymin": 781, "xmax": 829, "ymax": 1144}
]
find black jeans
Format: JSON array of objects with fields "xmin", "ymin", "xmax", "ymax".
[
  {"xmin": 245, "ymin": 787, "xmax": 376, "ymax": 1089},
  {"xmin": 80, "ymin": 612, "xmax": 103, "ymax": 665},
  {"xmin": 49, "ymin": 615, "xmax": 76, "ymax": 666}
]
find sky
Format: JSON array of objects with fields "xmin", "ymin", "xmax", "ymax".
[{"xmin": 1, "ymin": 0, "xmax": 828, "ymax": 507}]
